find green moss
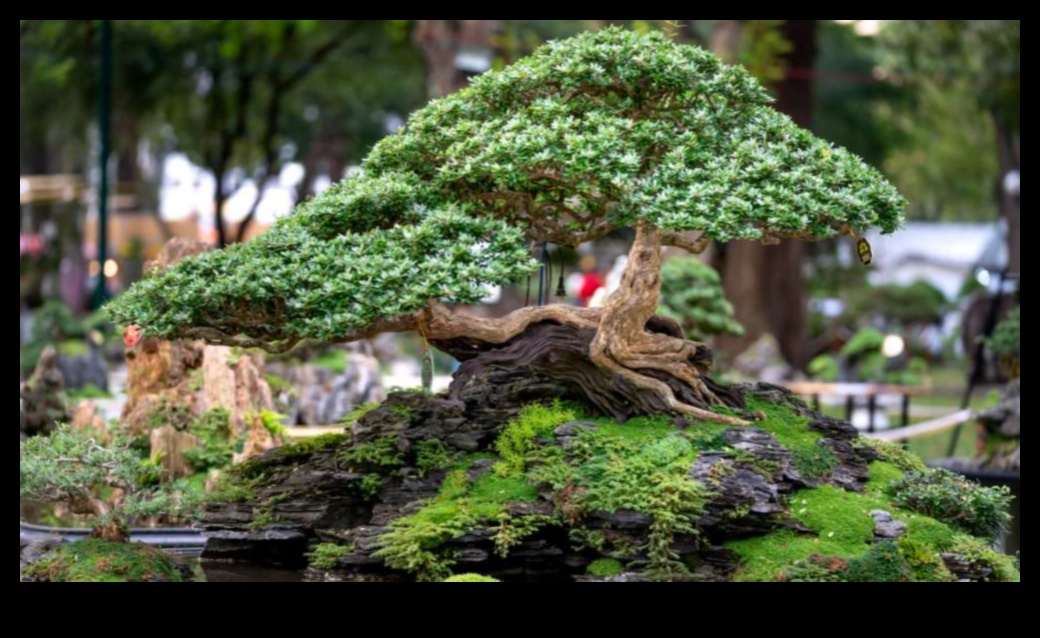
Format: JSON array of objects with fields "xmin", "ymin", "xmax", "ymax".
[
  {"xmin": 864, "ymin": 461, "xmax": 907, "ymax": 494},
  {"xmin": 66, "ymin": 384, "xmax": 113, "ymax": 402},
  {"xmin": 307, "ymin": 543, "xmax": 356, "ymax": 571},
  {"xmin": 744, "ymin": 396, "xmax": 823, "ymax": 451},
  {"xmin": 375, "ymin": 466, "xmax": 547, "ymax": 581},
  {"xmin": 898, "ymin": 537, "xmax": 955, "ymax": 582},
  {"xmin": 844, "ymin": 542, "xmax": 913, "ymax": 582},
  {"xmin": 495, "ymin": 401, "xmax": 580, "ymax": 475},
  {"xmin": 792, "ymin": 445, "xmax": 837, "ymax": 481},
  {"xmin": 587, "ymin": 558, "xmax": 625, "ymax": 578},
  {"xmin": 949, "ymin": 536, "xmax": 1020, "ymax": 583},
  {"xmin": 859, "ymin": 438, "xmax": 928, "ymax": 473},
  {"xmin": 531, "ymin": 421, "xmax": 707, "ymax": 577},
  {"xmin": 341, "ymin": 402, "xmax": 380, "ymax": 425},
  {"xmin": 729, "ymin": 531, "xmax": 855, "ymax": 582},
  {"xmin": 904, "ymin": 516, "xmax": 958, "ymax": 552},
  {"xmin": 340, "ymin": 436, "xmax": 406, "ymax": 469},
  {"xmin": 444, "ymin": 574, "xmax": 499, "ymax": 582},
  {"xmin": 23, "ymin": 539, "xmax": 181, "ymax": 583},
  {"xmin": 274, "ymin": 433, "xmax": 351, "ymax": 461}
]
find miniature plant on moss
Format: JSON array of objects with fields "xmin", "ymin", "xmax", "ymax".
[
  {"xmin": 444, "ymin": 574, "xmax": 499, "ymax": 582},
  {"xmin": 415, "ymin": 440, "xmax": 464, "ymax": 477},
  {"xmin": 307, "ymin": 543, "xmax": 356, "ymax": 571},
  {"xmin": 374, "ymin": 469, "xmax": 540, "ymax": 581},
  {"xmin": 340, "ymin": 436, "xmax": 406, "ymax": 470},
  {"xmin": 340, "ymin": 402, "xmax": 380, "ymax": 425},
  {"xmin": 587, "ymin": 558, "xmax": 625, "ymax": 579},
  {"xmin": 495, "ymin": 401, "xmax": 580, "ymax": 476},
  {"xmin": 360, "ymin": 474, "xmax": 384, "ymax": 501},
  {"xmin": 889, "ymin": 469, "xmax": 1012, "ymax": 539},
  {"xmin": 274, "ymin": 433, "xmax": 351, "ymax": 461},
  {"xmin": 492, "ymin": 514, "xmax": 554, "ymax": 559},
  {"xmin": 531, "ymin": 425, "xmax": 707, "ymax": 577},
  {"xmin": 109, "ymin": 28, "xmax": 903, "ymax": 430}
]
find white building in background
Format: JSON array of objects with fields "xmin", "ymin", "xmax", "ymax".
[
  {"xmin": 158, "ymin": 153, "xmax": 332, "ymax": 236},
  {"xmin": 865, "ymin": 222, "xmax": 1005, "ymax": 301}
]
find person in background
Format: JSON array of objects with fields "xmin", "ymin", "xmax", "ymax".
[{"xmin": 576, "ymin": 255, "xmax": 603, "ymax": 307}]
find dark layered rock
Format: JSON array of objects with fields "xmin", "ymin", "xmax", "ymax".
[{"xmin": 200, "ymin": 375, "xmax": 880, "ymax": 581}]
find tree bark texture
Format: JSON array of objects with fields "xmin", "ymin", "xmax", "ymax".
[{"xmin": 431, "ymin": 225, "xmax": 747, "ymax": 426}]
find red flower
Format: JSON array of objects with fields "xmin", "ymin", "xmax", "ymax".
[{"xmin": 123, "ymin": 325, "xmax": 143, "ymax": 348}]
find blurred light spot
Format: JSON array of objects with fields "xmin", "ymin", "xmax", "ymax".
[
  {"xmin": 20, "ymin": 179, "xmax": 30, "ymax": 195},
  {"xmin": 882, "ymin": 335, "xmax": 906, "ymax": 359},
  {"xmin": 104, "ymin": 259, "xmax": 119, "ymax": 279},
  {"xmin": 976, "ymin": 269, "xmax": 992, "ymax": 287}
]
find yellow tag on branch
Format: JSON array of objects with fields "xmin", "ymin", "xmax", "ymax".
[{"xmin": 857, "ymin": 238, "xmax": 873, "ymax": 266}]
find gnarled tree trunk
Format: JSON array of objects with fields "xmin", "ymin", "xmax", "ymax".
[{"xmin": 429, "ymin": 225, "xmax": 747, "ymax": 426}]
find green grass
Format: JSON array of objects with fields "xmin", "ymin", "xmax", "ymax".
[
  {"xmin": 23, "ymin": 539, "xmax": 181, "ymax": 583},
  {"xmin": 445, "ymin": 574, "xmax": 499, "ymax": 582}
]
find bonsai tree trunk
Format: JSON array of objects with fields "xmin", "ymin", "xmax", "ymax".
[
  {"xmin": 430, "ymin": 225, "xmax": 747, "ymax": 426},
  {"xmin": 70, "ymin": 495, "xmax": 127, "ymax": 543},
  {"xmin": 590, "ymin": 225, "xmax": 743, "ymax": 424}
]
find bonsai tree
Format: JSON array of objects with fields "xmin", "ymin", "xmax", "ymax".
[
  {"xmin": 657, "ymin": 256, "xmax": 744, "ymax": 342},
  {"xmin": 108, "ymin": 29, "xmax": 903, "ymax": 425},
  {"xmin": 20, "ymin": 426, "xmax": 172, "ymax": 542}
]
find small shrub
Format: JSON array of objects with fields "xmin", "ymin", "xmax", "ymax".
[
  {"xmin": 587, "ymin": 558, "xmax": 625, "ymax": 578},
  {"xmin": 889, "ymin": 469, "xmax": 1012, "ymax": 538},
  {"xmin": 340, "ymin": 436, "xmax": 406, "ymax": 469},
  {"xmin": 307, "ymin": 543, "xmax": 355, "ymax": 571}
]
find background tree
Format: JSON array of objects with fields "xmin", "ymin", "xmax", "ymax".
[
  {"xmin": 879, "ymin": 20, "xmax": 1020, "ymax": 269},
  {"xmin": 108, "ymin": 29, "xmax": 904, "ymax": 425}
]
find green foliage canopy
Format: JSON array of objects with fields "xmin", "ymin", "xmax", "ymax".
[{"xmin": 109, "ymin": 28, "xmax": 904, "ymax": 348}]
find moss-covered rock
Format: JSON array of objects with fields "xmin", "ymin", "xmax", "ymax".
[
  {"xmin": 22, "ymin": 540, "xmax": 182, "ymax": 583},
  {"xmin": 199, "ymin": 371, "xmax": 1018, "ymax": 583},
  {"xmin": 444, "ymin": 574, "xmax": 499, "ymax": 582}
]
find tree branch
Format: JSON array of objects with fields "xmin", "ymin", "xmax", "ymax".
[
  {"xmin": 662, "ymin": 231, "xmax": 710, "ymax": 254},
  {"xmin": 278, "ymin": 25, "xmax": 352, "ymax": 92}
]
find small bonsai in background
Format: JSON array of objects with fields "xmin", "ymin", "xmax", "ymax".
[
  {"xmin": 809, "ymin": 327, "xmax": 929, "ymax": 386},
  {"xmin": 20, "ymin": 426, "xmax": 173, "ymax": 542},
  {"xmin": 657, "ymin": 256, "xmax": 744, "ymax": 342},
  {"xmin": 986, "ymin": 308, "xmax": 1020, "ymax": 379}
]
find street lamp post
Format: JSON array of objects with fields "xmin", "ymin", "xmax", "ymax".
[{"xmin": 92, "ymin": 19, "xmax": 113, "ymax": 310}]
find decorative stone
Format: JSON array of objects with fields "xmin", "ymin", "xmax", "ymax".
[
  {"xmin": 150, "ymin": 426, "xmax": 202, "ymax": 481},
  {"xmin": 872, "ymin": 511, "xmax": 907, "ymax": 540}
]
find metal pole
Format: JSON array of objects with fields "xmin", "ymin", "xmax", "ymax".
[{"xmin": 92, "ymin": 19, "xmax": 113, "ymax": 310}]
